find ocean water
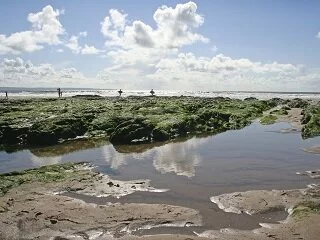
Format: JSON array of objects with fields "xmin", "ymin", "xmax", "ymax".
[{"xmin": 1, "ymin": 87, "xmax": 320, "ymax": 99}]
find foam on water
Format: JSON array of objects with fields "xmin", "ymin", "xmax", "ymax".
[{"xmin": 1, "ymin": 87, "xmax": 320, "ymax": 99}]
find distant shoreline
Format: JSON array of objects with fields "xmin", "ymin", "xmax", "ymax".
[{"xmin": 1, "ymin": 88, "xmax": 320, "ymax": 100}]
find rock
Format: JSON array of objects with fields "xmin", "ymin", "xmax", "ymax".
[
  {"xmin": 244, "ymin": 97, "xmax": 258, "ymax": 101},
  {"xmin": 152, "ymin": 128, "xmax": 170, "ymax": 141},
  {"xmin": 288, "ymin": 98, "xmax": 309, "ymax": 108},
  {"xmin": 27, "ymin": 117, "xmax": 87, "ymax": 145},
  {"xmin": 109, "ymin": 118, "xmax": 153, "ymax": 144},
  {"xmin": 0, "ymin": 125, "xmax": 29, "ymax": 145}
]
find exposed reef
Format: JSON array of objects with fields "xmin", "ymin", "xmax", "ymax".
[{"xmin": 0, "ymin": 96, "xmax": 284, "ymax": 148}]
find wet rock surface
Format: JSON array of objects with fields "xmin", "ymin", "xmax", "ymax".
[
  {"xmin": 0, "ymin": 163, "xmax": 201, "ymax": 239},
  {"xmin": 207, "ymin": 182, "xmax": 320, "ymax": 240},
  {"xmin": 0, "ymin": 96, "xmax": 285, "ymax": 148}
]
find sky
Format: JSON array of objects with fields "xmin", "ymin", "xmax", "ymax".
[{"xmin": 0, "ymin": 0, "xmax": 320, "ymax": 91}]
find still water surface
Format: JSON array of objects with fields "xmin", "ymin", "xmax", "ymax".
[{"xmin": 1, "ymin": 121, "xmax": 320, "ymax": 232}]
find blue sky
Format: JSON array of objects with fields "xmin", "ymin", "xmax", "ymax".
[{"xmin": 0, "ymin": 0, "xmax": 320, "ymax": 91}]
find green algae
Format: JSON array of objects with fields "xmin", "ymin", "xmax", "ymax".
[
  {"xmin": 0, "ymin": 162, "xmax": 85, "ymax": 196},
  {"xmin": 302, "ymin": 104, "xmax": 320, "ymax": 138},
  {"xmin": 0, "ymin": 96, "xmax": 287, "ymax": 146},
  {"xmin": 292, "ymin": 201, "xmax": 320, "ymax": 219},
  {"xmin": 260, "ymin": 114, "xmax": 278, "ymax": 125}
]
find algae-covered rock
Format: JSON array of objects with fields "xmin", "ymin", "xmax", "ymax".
[
  {"xmin": 260, "ymin": 114, "xmax": 277, "ymax": 125},
  {"xmin": 152, "ymin": 128, "xmax": 170, "ymax": 141},
  {"xmin": 0, "ymin": 125, "xmax": 29, "ymax": 145},
  {"xmin": 288, "ymin": 98, "xmax": 309, "ymax": 108},
  {"xmin": 0, "ymin": 162, "xmax": 82, "ymax": 196},
  {"xmin": 301, "ymin": 105, "xmax": 320, "ymax": 138},
  {"xmin": 292, "ymin": 201, "xmax": 320, "ymax": 219},
  {"xmin": 27, "ymin": 117, "xmax": 87, "ymax": 145},
  {"xmin": 0, "ymin": 96, "xmax": 283, "ymax": 147},
  {"xmin": 110, "ymin": 118, "xmax": 153, "ymax": 144}
]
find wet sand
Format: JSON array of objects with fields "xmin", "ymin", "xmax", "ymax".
[{"xmin": 277, "ymin": 108, "xmax": 304, "ymax": 130}]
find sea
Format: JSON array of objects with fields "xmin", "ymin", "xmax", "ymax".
[{"xmin": 1, "ymin": 87, "xmax": 320, "ymax": 99}]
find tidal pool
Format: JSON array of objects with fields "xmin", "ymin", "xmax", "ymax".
[{"xmin": 1, "ymin": 121, "xmax": 320, "ymax": 233}]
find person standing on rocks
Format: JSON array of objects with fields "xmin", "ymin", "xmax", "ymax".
[
  {"xmin": 57, "ymin": 88, "xmax": 61, "ymax": 97},
  {"xmin": 5, "ymin": 91, "xmax": 8, "ymax": 100},
  {"xmin": 118, "ymin": 89, "xmax": 123, "ymax": 97}
]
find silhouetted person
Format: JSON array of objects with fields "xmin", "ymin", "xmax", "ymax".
[
  {"xmin": 118, "ymin": 89, "xmax": 123, "ymax": 97},
  {"xmin": 57, "ymin": 88, "xmax": 61, "ymax": 97},
  {"xmin": 150, "ymin": 89, "xmax": 155, "ymax": 96},
  {"xmin": 5, "ymin": 91, "xmax": 8, "ymax": 100}
]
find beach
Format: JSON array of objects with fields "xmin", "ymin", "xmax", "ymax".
[{"xmin": 1, "ymin": 95, "xmax": 320, "ymax": 239}]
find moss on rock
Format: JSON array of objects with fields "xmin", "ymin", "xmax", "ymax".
[
  {"xmin": 0, "ymin": 163, "xmax": 84, "ymax": 196},
  {"xmin": 292, "ymin": 201, "xmax": 320, "ymax": 219},
  {"xmin": 0, "ymin": 96, "xmax": 280, "ymax": 147},
  {"xmin": 260, "ymin": 114, "xmax": 277, "ymax": 125}
]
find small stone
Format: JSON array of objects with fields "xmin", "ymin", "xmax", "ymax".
[{"xmin": 50, "ymin": 219, "xmax": 58, "ymax": 224}]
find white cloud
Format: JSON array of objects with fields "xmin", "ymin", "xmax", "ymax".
[
  {"xmin": 211, "ymin": 45, "xmax": 218, "ymax": 52},
  {"xmin": 97, "ymin": 51, "xmax": 320, "ymax": 91},
  {"xmin": 317, "ymin": 32, "xmax": 320, "ymax": 38},
  {"xmin": 81, "ymin": 45, "xmax": 102, "ymax": 55},
  {"xmin": 79, "ymin": 31, "xmax": 88, "ymax": 37},
  {"xmin": 65, "ymin": 32, "xmax": 102, "ymax": 55},
  {"xmin": 147, "ymin": 53, "xmax": 309, "ymax": 91},
  {"xmin": 57, "ymin": 48, "xmax": 64, "ymax": 53},
  {"xmin": 0, "ymin": 57, "xmax": 85, "ymax": 86},
  {"xmin": 65, "ymin": 35, "xmax": 81, "ymax": 54},
  {"xmin": 98, "ymin": 1, "xmax": 209, "ymax": 81},
  {"xmin": 101, "ymin": 2, "xmax": 208, "ymax": 49},
  {"xmin": 0, "ymin": 5, "xmax": 64, "ymax": 55}
]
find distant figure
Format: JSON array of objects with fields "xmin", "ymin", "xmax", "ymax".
[
  {"xmin": 118, "ymin": 89, "xmax": 123, "ymax": 97},
  {"xmin": 57, "ymin": 88, "xmax": 62, "ymax": 97},
  {"xmin": 150, "ymin": 89, "xmax": 155, "ymax": 96},
  {"xmin": 5, "ymin": 91, "xmax": 8, "ymax": 100}
]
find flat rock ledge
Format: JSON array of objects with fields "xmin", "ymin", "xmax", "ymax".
[
  {"xmin": 203, "ymin": 184, "xmax": 320, "ymax": 239},
  {"xmin": 0, "ymin": 163, "xmax": 201, "ymax": 239}
]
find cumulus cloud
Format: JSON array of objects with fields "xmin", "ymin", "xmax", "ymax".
[
  {"xmin": 98, "ymin": 1, "xmax": 208, "ymax": 83},
  {"xmin": 0, "ymin": 57, "xmax": 85, "ymax": 86},
  {"xmin": 65, "ymin": 32, "xmax": 102, "ymax": 55},
  {"xmin": 146, "ymin": 53, "xmax": 313, "ymax": 91},
  {"xmin": 81, "ymin": 45, "xmax": 102, "ymax": 55},
  {"xmin": 97, "ymin": 51, "xmax": 320, "ymax": 91},
  {"xmin": 0, "ymin": 5, "xmax": 64, "ymax": 54},
  {"xmin": 100, "ymin": 2, "xmax": 208, "ymax": 49},
  {"xmin": 65, "ymin": 35, "xmax": 82, "ymax": 54},
  {"xmin": 317, "ymin": 32, "xmax": 320, "ymax": 38}
]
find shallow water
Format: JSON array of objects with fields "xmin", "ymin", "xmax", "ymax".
[{"xmin": 1, "ymin": 121, "xmax": 320, "ymax": 233}]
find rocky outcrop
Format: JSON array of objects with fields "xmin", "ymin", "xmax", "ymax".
[
  {"xmin": 110, "ymin": 118, "xmax": 153, "ymax": 144},
  {"xmin": 27, "ymin": 117, "xmax": 87, "ymax": 145}
]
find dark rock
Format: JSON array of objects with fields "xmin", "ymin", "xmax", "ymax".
[
  {"xmin": 288, "ymin": 98, "xmax": 309, "ymax": 108},
  {"xmin": 152, "ymin": 128, "xmax": 170, "ymax": 141},
  {"xmin": 27, "ymin": 117, "xmax": 87, "ymax": 145},
  {"xmin": 244, "ymin": 97, "xmax": 258, "ymax": 101},
  {"xmin": 0, "ymin": 125, "xmax": 29, "ymax": 145},
  {"xmin": 50, "ymin": 219, "xmax": 57, "ymax": 224},
  {"xmin": 109, "ymin": 118, "xmax": 153, "ymax": 144}
]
